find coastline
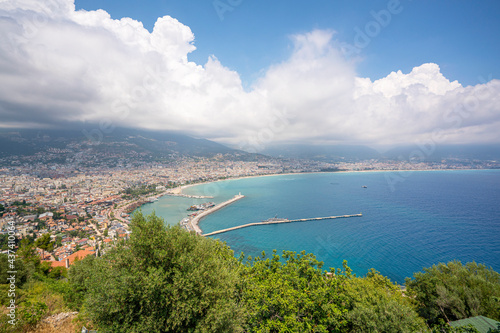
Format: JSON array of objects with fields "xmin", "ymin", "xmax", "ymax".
[
  {"xmin": 128, "ymin": 169, "xmax": 500, "ymax": 284},
  {"xmin": 169, "ymin": 183, "xmax": 198, "ymax": 195},
  {"xmin": 168, "ymin": 168, "xmax": 486, "ymax": 196},
  {"xmin": 138, "ymin": 168, "xmax": 494, "ymax": 228}
]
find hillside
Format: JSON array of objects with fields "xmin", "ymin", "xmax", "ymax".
[{"xmin": 0, "ymin": 128, "xmax": 261, "ymax": 167}]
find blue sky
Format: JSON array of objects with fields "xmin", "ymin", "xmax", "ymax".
[
  {"xmin": 74, "ymin": 0, "xmax": 500, "ymax": 87},
  {"xmin": 2, "ymin": 0, "xmax": 500, "ymax": 147}
]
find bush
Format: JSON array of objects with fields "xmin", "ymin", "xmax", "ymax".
[
  {"xmin": 240, "ymin": 251, "xmax": 349, "ymax": 332},
  {"xmin": 406, "ymin": 261, "xmax": 500, "ymax": 325},
  {"xmin": 19, "ymin": 300, "xmax": 48, "ymax": 326},
  {"xmin": 344, "ymin": 269, "xmax": 427, "ymax": 332}
]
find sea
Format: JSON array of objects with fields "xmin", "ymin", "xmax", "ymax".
[{"xmin": 138, "ymin": 170, "xmax": 500, "ymax": 284}]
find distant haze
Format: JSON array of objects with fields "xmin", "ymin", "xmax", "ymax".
[{"xmin": 262, "ymin": 143, "xmax": 500, "ymax": 163}]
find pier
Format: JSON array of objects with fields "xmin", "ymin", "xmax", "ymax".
[
  {"xmin": 202, "ymin": 213, "xmax": 362, "ymax": 237},
  {"xmin": 189, "ymin": 194, "xmax": 245, "ymax": 234}
]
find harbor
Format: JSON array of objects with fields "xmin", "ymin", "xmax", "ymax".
[
  {"xmin": 202, "ymin": 213, "xmax": 363, "ymax": 237},
  {"xmin": 187, "ymin": 194, "xmax": 245, "ymax": 234},
  {"xmin": 177, "ymin": 190, "xmax": 363, "ymax": 237}
]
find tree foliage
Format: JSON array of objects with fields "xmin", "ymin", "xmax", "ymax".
[
  {"xmin": 34, "ymin": 233, "xmax": 54, "ymax": 256},
  {"xmin": 240, "ymin": 251, "xmax": 349, "ymax": 332},
  {"xmin": 240, "ymin": 254, "xmax": 427, "ymax": 333},
  {"xmin": 406, "ymin": 261, "xmax": 500, "ymax": 325},
  {"xmin": 344, "ymin": 269, "xmax": 428, "ymax": 332},
  {"xmin": 80, "ymin": 211, "xmax": 245, "ymax": 333}
]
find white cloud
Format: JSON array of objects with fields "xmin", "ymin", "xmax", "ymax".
[{"xmin": 1, "ymin": 0, "xmax": 499, "ymax": 149}]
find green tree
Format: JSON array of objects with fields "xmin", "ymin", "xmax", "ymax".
[
  {"xmin": 66, "ymin": 255, "xmax": 97, "ymax": 310},
  {"xmin": 82, "ymin": 211, "xmax": 245, "ymax": 332},
  {"xmin": 17, "ymin": 238, "xmax": 40, "ymax": 276},
  {"xmin": 36, "ymin": 219, "xmax": 46, "ymax": 230},
  {"xmin": 0, "ymin": 234, "xmax": 12, "ymax": 251},
  {"xmin": 48, "ymin": 266, "xmax": 67, "ymax": 280},
  {"xmin": 55, "ymin": 236, "xmax": 62, "ymax": 248},
  {"xmin": 343, "ymin": 269, "xmax": 428, "ymax": 332},
  {"xmin": 240, "ymin": 250, "xmax": 349, "ymax": 332},
  {"xmin": 0, "ymin": 254, "xmax": 30, "ymax": 290},
  {"xmin": 406, "ymin": 261, "xmax": 500, "ymax": 326},
  {"xmin": 35, "ymin": 233, "xmax": 54, "ymax": 259}
]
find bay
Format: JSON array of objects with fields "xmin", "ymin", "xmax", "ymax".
[{"xmin": 139, "ymin": 170, "xmax": 500, "ymax": 284}]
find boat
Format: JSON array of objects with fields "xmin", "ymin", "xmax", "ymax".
[
  {"xmin": 362, "ymin": 185, "xmax": 367, "ymax": 188},
  {"xmin": 187, "ymin": 202, "xmax": 216, "ymax": 211}
]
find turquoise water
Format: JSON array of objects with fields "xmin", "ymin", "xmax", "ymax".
[{"xmin": 139, "ymin": 170, "xmax": 500, "ymax": 284}]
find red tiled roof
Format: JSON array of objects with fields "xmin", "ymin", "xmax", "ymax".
[
  {"xmin": 48, "ymin": 260, "xmax": 67, "ymax": 268},
  {"xmin": 47, "ymin": 249, "xmax": 95, "ymax": 268}
]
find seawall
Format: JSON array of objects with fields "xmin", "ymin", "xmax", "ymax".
[{"xmin": 189, "ymin": 194, "xmax": 245, "ymax": 234}]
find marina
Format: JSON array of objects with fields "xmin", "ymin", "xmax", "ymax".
[
  {"xmin": 187, "ymin": 194, "xmax": 245, "ymax": 234},
  {"xmin": 187, "ymin": 202, "xmax": 215, "ymax": 211}
]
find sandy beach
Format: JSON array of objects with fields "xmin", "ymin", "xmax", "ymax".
[
  {"xmin": 169, "ymin": 183, "xmax": 197, "ymax": 194},
  {"xmin": 167, "ymin": 169, "xmax": 435, "ymax": 196}
]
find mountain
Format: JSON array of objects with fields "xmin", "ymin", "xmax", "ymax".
[
  {"xmin": 2, "ymin": 128, "xmax": 497, "ymax": 166},
  {"xmin": 260, "ymin": 142, "xmax": 500, "ymax": 163},
  {"xmin": 0, "ymin": 127, "xmax": 260, "ymax": 166},
  {"xmin": 381, "ymin": 144, "xmax": 500, "ymax": 162},
  {"xmin": 260, "ymin": 144, "xmax": 382, "ymax": 162}
]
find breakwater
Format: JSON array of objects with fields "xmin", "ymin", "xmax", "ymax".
[
  {"xmin": 203, "ymin": 213, "xmax": 363, "ymax": 237},
  {"xmin": 189, "ymin": 194, "xmax": 245, "ymax": 234}
]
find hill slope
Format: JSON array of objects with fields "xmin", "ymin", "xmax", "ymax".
[{"xmin": 0, "ymin": 128, "xmax": 259, "ymax": 166}]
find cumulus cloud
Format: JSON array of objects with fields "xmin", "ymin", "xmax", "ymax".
[{"xmin": 1, "ymin": 0, "xmax": 500, "ymax": 149}]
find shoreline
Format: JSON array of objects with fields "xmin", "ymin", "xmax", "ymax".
[
  {"xmin": 134, "ymin": 169, "xmax": 500, "ymax": 284},
  {"xmin": 168, "ymin": 168, "xmax": 489, "ymax": 197},
  {"xmin": 138, "ymin": 168, "xmax": 495, "ymax": 228}
]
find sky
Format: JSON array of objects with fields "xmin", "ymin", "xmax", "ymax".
[{"xmin": 1, "ymin": 0, "xmax": 500, "ymax": 151}]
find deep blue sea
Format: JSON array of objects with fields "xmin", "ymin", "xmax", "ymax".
[{"xmin": 139, "ymin": 170, "xmax": 500, "ymax": 284}]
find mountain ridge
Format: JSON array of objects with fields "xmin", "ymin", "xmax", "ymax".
[{"xmin": 0, "ymin": 127, "xmax": 261, "ymax": 167}]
